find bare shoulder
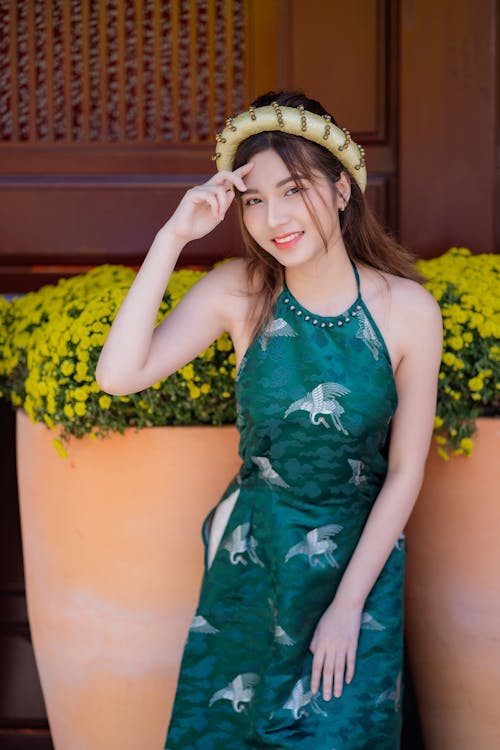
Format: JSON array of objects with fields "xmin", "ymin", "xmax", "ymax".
[
  {"xmin": 186, "ymin": 256, "xmax": 250, "ymax": 300},
  {"xmin": 382, "ymin": 272, "xmax": 443, "ymax": 364},
  {"xmin": 358, "ymin": 264, "xmax": 442, "ymax": 368},
  {"xmin": 196, "ymin": 257, "xmax": 256, "ymax": 326},
  {"xmin": 386, "ymin": 273, "xmax": 442, "ymax": 335},
  {"xmin": 201, "ymin": 256, "xmax": 252, "ymax": 291},
  {"xmin": 359, "ymin": 264, "xmax": 441, "ymax": 324}
]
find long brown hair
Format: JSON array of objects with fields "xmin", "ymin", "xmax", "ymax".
[{"xmin": 231, "ymin": 91, "xmax": 421, "ymax": 338}]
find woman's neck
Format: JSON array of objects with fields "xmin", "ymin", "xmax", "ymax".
[{"xmin": 284, "ymin": 247, "xmax": 359, "ymax": 318}]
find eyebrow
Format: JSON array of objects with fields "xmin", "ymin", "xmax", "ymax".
[{"xmin": 244, "ymin": 175, "xmax": 307, "ymax": 195}]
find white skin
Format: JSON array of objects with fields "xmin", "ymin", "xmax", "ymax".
[{"xmin": 96, "ymin": 147, "xmax": 442, "ymax": 703}]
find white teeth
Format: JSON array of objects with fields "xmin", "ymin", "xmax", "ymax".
[{"xmin": 274, "ymin": 232, "xmax": 302, "ymax": 244}]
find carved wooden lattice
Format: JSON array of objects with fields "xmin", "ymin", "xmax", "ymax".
[{"xmin": 0, "ymin": 0, "xmax": 246, "ymax": 144}]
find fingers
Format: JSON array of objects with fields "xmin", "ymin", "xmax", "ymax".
[
  {"xmin": 310, "ymin": 648, "xmax": 324, "ymax": 696},
  {"xmin": 310, "ymin": 647, "xmax": 356, "ymax": 701},
  {"xmin": 345, "ymin": 646, "xmax": 356, "ymax": 685},
  {"xmin": 322, "ymin": 652, "xmax": 335, "ymax": 700},
  {"xmin": 308, "ymin": 603, "xmax": 361, "ymax": 703},
  {"xmin": 331, "ymin": 648, "xmax": 356, "ymax": 698},
  {"xmin": 190, "ymin": 183, "xmax": 234, "ymax": 222},
  {"xmin": 210, "ymin": 162, "xmax": 254, "ymax": 193},
  {"xmin": 233, "ymin": 161, "xmax": 254, "ymax": 180},
  {"xmin": 315, "ymin": 650, "xmax": 343, "ymax": 701},
  {"xmin": 333, "ymin": 655, "xmax": 345, "ymax": 699},
  {"xmin": 192, "ymin": 189, "xmax": 219, "ymax": 219}
]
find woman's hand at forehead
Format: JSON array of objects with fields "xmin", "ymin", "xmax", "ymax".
[{"xmin": 166, "ymin": 163, "xmax": 253, "ymax": 245}]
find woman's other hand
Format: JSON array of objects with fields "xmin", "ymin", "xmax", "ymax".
[{"xmin": 309, "ymin": 598, "xmax": 362, "ymax": 701}]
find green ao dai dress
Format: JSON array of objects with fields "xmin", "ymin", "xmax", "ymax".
[{"xmin": 165, "ymin": 265, "xmax": 405, "ymax": 749}]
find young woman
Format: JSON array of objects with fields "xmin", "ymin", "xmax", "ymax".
[{"xmin": 96, "ymin": 91, "xmax": 442, "ymax": 749}]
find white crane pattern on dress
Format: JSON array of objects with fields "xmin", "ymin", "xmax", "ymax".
[
  {"xmin": 376, "ymin": 672, "xmax": 402, "ymax": 712},
  {"xmin": 285, "ymin": 524, "xmax": 343, "ymax": 568},
  {"xmin": 361, "ymin": 611, "xmax": 385, "ymax": 631},
  {"xmin": 395, "ymin": 533, "xmax": 406, "ymax": 551},
  {"xmin": 268, "ymin": 598, "xmax": 296, "ymax": 645},
  {"xmin": 348, "ymin": 458, "xmax": 367, "ymax": 486},
  {"xmin": 223, "ymin": 522, "xmax": 264, "ymax": 567},
  {"xmin": 274, "ymin": 625, "xmax": 296, "ymax": 645},
  {"xmin": 189, "ymin": 615, "xmax": 219, "ymax": 634},
  {"xmin": 282, "ymin": 677, "xmax": 327, "ymax": 719},
  {"xmin": 209, "ymin": 672, "xmax": 260, "ymax": 712},
  {"xmin": 284, "ymin": 382, "xmax": 350, "ymax": 433},
  {"xmin": 251, "ymin": 456, "xmax": 290, "ymax": 488},
  {"xmin": 260, "ymin": 317, "xmax": 298, "ymax": 351},
  {"xmin": 355, "ymin": 309, "xmax": 382, "ymax": 360}
]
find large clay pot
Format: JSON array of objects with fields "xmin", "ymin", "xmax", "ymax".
[
  {"xmin": 405, "ymin": 418, "xmax": 500, "ymax": 750},
  {"xmin": 16, "ymin": 410, "xmax": 240, "ymax": 750}
]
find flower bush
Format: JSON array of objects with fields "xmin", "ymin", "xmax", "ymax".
[
  {"xmin": 0, "ymin": 265, "xmax": 237, "ymax": 451},
  {"xmin": 417, "ymin": 248, "xmax": 500, "ymax": 459},
  {"xmin": 0, "ymin": 248, "xmax": 498, "ymax": 458}
]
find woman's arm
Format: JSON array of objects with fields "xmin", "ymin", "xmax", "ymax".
[
  {"xmin": 96, "ymin": 165, "xmax": 252, "ymax": 395},
  {"xmin": 310, "ymin": 281, "xmax": 443, "ymax": 701}
]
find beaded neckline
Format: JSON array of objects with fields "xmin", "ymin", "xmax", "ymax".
[
  {"xmin": 281, "ymin": 260, "xmax": 363, "ymax": 328},
  {"xmin": 281, "ymin": 283, "xmax": 362, "ymax": 329}
]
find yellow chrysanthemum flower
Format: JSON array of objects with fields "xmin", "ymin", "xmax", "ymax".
[
  {"xmin": 98, "ymin": 395, "xmax": 112, "ymax": 410},
  {"xmin": 61, "ymin": 360, "xmax": 75, "ymax": 376},
  {"xmin": 460, "ymin": 437, "xmax": 473, "ymax": 453},
  {"xmin": 468, "ymin": 377, "xmax": 483, "ymax": 392},
  {"xmin": 73, "ymin": 387, "xmax": 88, "ymax": 401},
  {"xmin": 448, "ymin": 336, "xmax": 463, "ymax": 351},
  {"xmin": 74, "ymin": 402, "xmax": 86, "ymax": 416},
  {"xmin": 179, "ymin": 364, "xmax": 195, "ymax": 381},
  {"xmin": 52, "ymin": 439, "xmax": 68, "ymax": 459},
  {"xmin": 64, "ymin": 404, "xmax": 75, "ymax": 418},
  {"xmin": 188, "ymin": 383, "xmax": 201, "ymax": 399}
]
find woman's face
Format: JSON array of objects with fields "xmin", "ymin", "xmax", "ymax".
[{"xmin": 240, "ymin": 148, "xmax": 345, "ymax": 270}]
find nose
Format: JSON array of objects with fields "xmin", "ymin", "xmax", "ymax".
[{"xmin": 266, "ymin": 197, "xmax": 290, "ymax": 229}]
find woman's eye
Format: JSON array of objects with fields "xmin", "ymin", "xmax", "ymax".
[
  {"xmin": 285, "ymin": 186, "xmax": 303, "ymax": 196},
  {"xmin": 244, "ymin": 197, "xmax": 261, "ymax": 206}
]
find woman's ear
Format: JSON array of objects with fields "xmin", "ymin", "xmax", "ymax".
[{"xmin": 336, "ymin": 172, "xmax": 351, "ymax": 210}]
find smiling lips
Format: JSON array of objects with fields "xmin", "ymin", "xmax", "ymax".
[{"xmin": 272, "ymin": 231, "xmax": 304, "ymax": 249}]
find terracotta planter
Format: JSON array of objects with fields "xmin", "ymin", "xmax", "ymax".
[
  {"xmin": 16, "ymin": 410, "xmax": 240, "ymax": 750},
  {"xmin": 405, "ymin": 417, "xmax": 500, "ymax": 750}
]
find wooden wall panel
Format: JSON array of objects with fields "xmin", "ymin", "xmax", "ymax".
[
  {"xmin": 245, "ymin": 0, "xmax": 281, "ymax": 100},
  {"xmin": 0, "ymin": 0, "xmax": 246, "ymax": 145},
  {"xmin": 0, "ymin": 177, "xmax": 239, "ymax": 261},
  {"xmin": 0, "ymin": 0, "xmax": 497, "ymax": 293},
  {"xmin": 0, "ymin": 0, "xmax": 248, "ymax": 291},
  {"xmin": 399, "ymin": 0, "xmax": 499, "ymax": 256},
  {"xmin": 0, "ymin": 175, "xmax": 241, "ymax": 291},
  {"xmin": 289, "ymin": 0, "xmax": 382, "ymax": 139},
  {"xmin": 0, "ymin": 0, "xmax": 399, "ymax": 292},
  {"xmin": 265, "ymin": 0, "xmax": 399, "ymax": 232}
]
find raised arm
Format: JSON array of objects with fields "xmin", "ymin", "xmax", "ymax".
[{"xmin": 95, "ymin": 164, "xmax": 253, "ymax": 396}]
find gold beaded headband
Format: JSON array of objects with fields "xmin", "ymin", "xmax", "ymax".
[{"xmin": 213, "ymin": 102, "xmax": 367, "ymax": 192}]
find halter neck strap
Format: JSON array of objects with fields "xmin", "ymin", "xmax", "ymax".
[{"xmin": 351, "ymin": 260, "xmax": 361, "ymax": 296}]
